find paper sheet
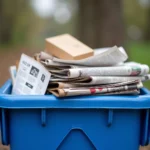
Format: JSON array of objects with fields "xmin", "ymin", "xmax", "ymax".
[
  {"xmin": 12, "ymin": 54, "xmax": 51, "ymax": 95},
  {"xmin": 44, "ymin": 46, "xmax": 128, "ymax": 67},
  {"xmin": 9, "ymin": 66, "xmax": 17, "ymax": 86}
]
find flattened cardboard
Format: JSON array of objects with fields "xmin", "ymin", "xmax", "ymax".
[{"xmin": 45, "ymin": 34, "xmax": 94, "ymax": 60}]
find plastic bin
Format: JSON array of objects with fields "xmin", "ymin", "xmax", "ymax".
[{"xmin": 1, "ymin": 80, "xmax": 150, "ymax": 150}]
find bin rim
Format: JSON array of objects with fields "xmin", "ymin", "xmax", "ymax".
[{"xmin": 0, "ymin": 79, "xmax": 150, "ymax": 109}]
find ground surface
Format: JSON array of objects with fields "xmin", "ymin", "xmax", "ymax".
[{"xmin": 0, "ymin": 144, "xmax": 9, "ymax": 150}]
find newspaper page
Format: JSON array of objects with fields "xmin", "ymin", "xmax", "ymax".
[
  {"xmin": 49, "ymin": 74, "xmax": 150, "ymax": 84},
  {"xmin": 98, "ymin": 89, "xmax": 140, "ymax": 95},
  {"xmin": 39, "ymin": 52, "xmax": 83, "ymax": 69},
  {"xmin": 42, "ymin": 59, "xmax": 88, "ymax": 70},
  {"xmin": 50, "ymin": 82, "xmax": 143, "ymax": 97},
  {"xmin": 99, "ymin": 79, "xmax": 140, "ymax": 87},
  {"xmin": 48, "ymin": 80, "xmax": 140, "ymax": 90},
  {"xmin": 9, "ymin": 66, "xmax": 17, "ymax": 86},
  {"xmin": 71, "ymin": 75, "xmax": 150, "ymax": 85},
  {"xmin": 42, "ymin": 59, "xmax": 71, "ymax": 68},
  {"xmin": 48, "ymin": 89, "xmax": 140, "ymax": 96},
  {"xmin": 44, "ymin": 46, "xmax": 128, "ymax": 66},
  {"xmin": 50, "ymin": 76, "xmax": 90, "ymax": 82},
  {"xmin": 66, "ymin": 65, "xmax": 149, "ymax": 78},
  {"xmin": 123, "ymin": 61, "xmax": 141, "ymax": 66},
  {"xmin": 39, "ymin": 51, "xmax": 53, "ymax": 60},
  {"xmin": 12, "ymin": 54, "xmax": 51, "ymax": 95},
  {"xmin": 48, "ymin": 64, "xmax": 149, "ymax": 78}
]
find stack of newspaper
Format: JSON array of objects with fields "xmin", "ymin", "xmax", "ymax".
[{"xmin": 34, "ymin": 46, "xmax": 150, "ymax": 97}]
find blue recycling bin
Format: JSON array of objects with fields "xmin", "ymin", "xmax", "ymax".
[{"xmin": 0, "ymin": 79, "xmax": 150, "ymax": 150}]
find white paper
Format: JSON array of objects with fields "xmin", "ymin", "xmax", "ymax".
[
  {"xmin": 45, "ymin": 46, "xmax": 128, "ymax": 67},
  {"xmin": 12, "ymin": 54, "xmax": 51, "ymax": 95},
  {"xmin": 9, "ymin": 66, "xmax": 17, "ymax": 86},
  {"xmin": 68, "ymin": 65, "xmax": 149, "ymax": 78}
]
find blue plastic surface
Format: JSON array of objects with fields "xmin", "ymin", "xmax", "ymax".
[
  {"xmin": 0, "ymin": 80, "xmax": 150, "ymax": 150},
  {"xmin": 0, "ymin": 79, "xmax": 150, "ymax": 109}
]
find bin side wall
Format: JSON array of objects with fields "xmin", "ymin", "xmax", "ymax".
[{"xmin": 7, "ymin": 109, "xmax": 141, "ymax": 150}]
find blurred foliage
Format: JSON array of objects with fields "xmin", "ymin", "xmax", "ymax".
[
  {"xmin": 1, "ymin": 0, "xmax": 150, "ymax": 47},
  {"xmin": 0, "ymin": 0, "xmax": 34, "ymax": 46},
  {"xmin": 128, "ymin": 42, "xmax": 150, "ymax": 89},
  {"xmin": 0, "ymin": 0, "xmax": 150, "ymax": 89},
  {"xmin": 124, "ymin": 0, "xmax": 147, "ymax": 31}
]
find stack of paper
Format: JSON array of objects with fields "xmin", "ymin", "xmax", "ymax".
[
  {"xmin": 11, "ymin": 34, "xmax": 150, "ymax": 97},
  {"xmin": 33, "ymin": 46, "xmax": 150, "ymax": 97}
]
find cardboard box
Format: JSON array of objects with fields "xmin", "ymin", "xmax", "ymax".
[{"xmin": 45, "ymin": 34, "xmax": 94, "ymax": 60}]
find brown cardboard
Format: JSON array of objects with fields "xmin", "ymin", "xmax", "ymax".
[{"xmin": 45, "ymin": 34, "xmax": 94, "ymax": 60}]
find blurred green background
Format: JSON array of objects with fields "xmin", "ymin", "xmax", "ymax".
[{"xmin": 0, "ymin": 0, "xmax": 150, "ymax": 88}]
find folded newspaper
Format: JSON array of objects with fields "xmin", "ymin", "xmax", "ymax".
[
  {"xmin": 11, "ymin": 45, "xmax": 150, "ymax": 97},
  {"xmin": 37, "ymin": 46, "xmax": 127, "ymax": 67},
  {"xmin": 49, "ymin": 80, "xmax": 143, "ymax": 97}
]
